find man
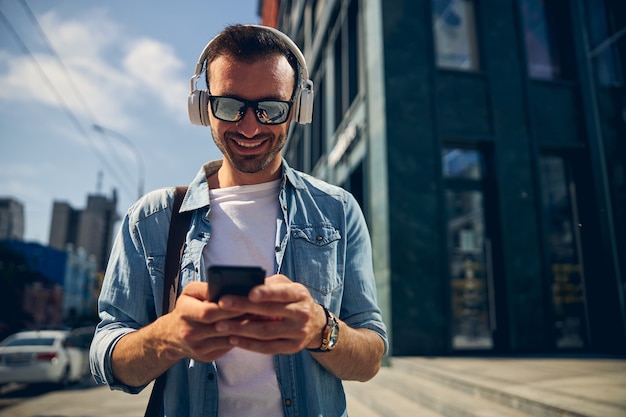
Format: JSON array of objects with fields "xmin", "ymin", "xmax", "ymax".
[{"xmin": 90, "ymin": 24, "xmax": 387, "ymax": 417}]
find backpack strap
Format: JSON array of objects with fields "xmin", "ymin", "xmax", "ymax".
[
  {"xmin": 144, "ymin": 186, "xmax": 191, "ymax": 417},
  {"xmin": 163, "ymin": 186, "xmax": 191, "ymax": 314}
]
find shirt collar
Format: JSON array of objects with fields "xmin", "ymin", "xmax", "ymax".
[{"xmin": 179, "ymin": 158, "xmax": 305, "ymax": 213}]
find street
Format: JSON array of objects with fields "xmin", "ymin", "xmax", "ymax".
[{"xmin": 0, "ymin": 378, "xmax": 152, "ymax": 417}]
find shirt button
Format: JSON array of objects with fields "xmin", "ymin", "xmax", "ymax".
[
  {"xmin": 207, "ymin": 373, "xmax": 214, "ymax": 381},
  {"xmin": 282, "ymin": 205, "xmax": 288, "ymax": 211},
  {"xmin": 275, "ymin": 246, "xmax": 281, "ymax": 252},
  {"xmin": 284, "ymin": 399, "xmax": 292, "ymax": 407},
  {"xmin": 316, "ymin": 236, "xmax": 323, "ymax": 241}
]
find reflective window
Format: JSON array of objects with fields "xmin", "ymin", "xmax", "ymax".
[
  {"xmin": 443, "ymin": 148, "xmax": 482, "ymax": 180},
  {"xmin": 432, "ymin": 0, "xmax": 480, "ymax": 70},
  {"xmin": 519, "ymin": 0, "xmax": 572, "ymax": 79},
  {"xmin": 585, "ymin": 0, "xmax": 623, "ymax": 86},
  {"xmin": 443, "ymin": 148, "xmax": 494, "ymax": 350},
  {"xmin": 540, "ymin": 155, "xmax": 588, "ymax": 349}
]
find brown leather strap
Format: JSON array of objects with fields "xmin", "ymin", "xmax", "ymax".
[
  {"xmin": 144, "ymin": 186, "xmax": 190, "ymax": 417},
  {"xmin": 163, "ymin": 186, "xmax": 191, "ymax": 314}
]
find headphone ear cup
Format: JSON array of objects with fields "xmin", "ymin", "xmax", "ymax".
[
  {"xmin": 188, "ymin": 90, "xmax": 210, "ymax": 126},
  {"xmin": 295, "ymin": 80, "xmax": 314, "ymax": 124}
]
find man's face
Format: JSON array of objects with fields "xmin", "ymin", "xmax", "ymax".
[{"xmin": 207, "ymin": 53, "xmax": 295, "ymax": 184}]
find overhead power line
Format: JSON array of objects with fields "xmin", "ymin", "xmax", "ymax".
[
  {"xmin": 0, "ymin": 5, "xmax": 137, "ymax": 200},
  {"xmin": 17, "ymin": 0, "xmax": 142, "ymax": 193},
  {"xmin": 17, "ymin": 0, "xmax": 99, "ymax": 123}
]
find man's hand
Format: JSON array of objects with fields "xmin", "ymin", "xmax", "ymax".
[
  {"xmin": 214, "ymin": 274, "xmax": 385, "ymax": 381},
  {"xmin": 213, "ymin": 274, "xmax": 327, "ymax": 354},
  {"xmin": 111, "ymin": 281, "xmax": 248, "ymax": 386},
  {"xmin": 158, "ymin": 281, "xmax": 248, "ymax": 362}
]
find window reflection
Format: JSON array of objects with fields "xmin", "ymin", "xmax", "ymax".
[
  {"xmin": 443, "ymin": 148, "xmax": 493, "ymax": 350},
  {"xmin": 443, "ymin": 148, "xmax": 482, "ymax": 179},
  {"xmin": 585, "ymin": 0, "xmax": 623, "ymax": 86},
  {"xmin": 540, "ymin": 155, "xmax": 587, "ymax": 349},
  {"xmin": 432, "ymin": 0, "xmax": 480, "ymax": 70},
  {"xmin": 520, "ymin": 0, "xmax": 563, "ymax": 79}
]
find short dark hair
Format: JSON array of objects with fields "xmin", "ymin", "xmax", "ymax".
[{"xmin": 205, "ymin": 24, "xmax": 299, "ymax": 94}]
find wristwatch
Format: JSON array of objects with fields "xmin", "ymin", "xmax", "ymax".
[{"xmin": 308, "ymin": 304, "xmax": 339, "ymax": 352}]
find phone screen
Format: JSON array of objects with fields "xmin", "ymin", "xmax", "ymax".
[{"xmin": 207, "ymin": 265, "xmax": 266, "ymax": 301}]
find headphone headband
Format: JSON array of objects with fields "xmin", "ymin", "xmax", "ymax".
[{"xmin": 187, "ymin": 25, "xmax": 314, "ymax": 126}]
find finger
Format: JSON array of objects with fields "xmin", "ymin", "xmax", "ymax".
[
  {"xmin": 181, "ymin": 280, "xmax": 210, "ymax": 301},
  {"xmin": 227, "ymin": 336, "xmax": 305, "ymax": 355},
  {"xmin": 264, "ymin": 274, "xmax": 292, "ymax": 285},
  {"xmin": 248, "ymin": 281, "xmax": 310, "ymax": 304},
  {"xmin": 214, "ymin": 314, "xmax": 309, "ymax": 342},
  {"xmin": 175, "ymin": 293, "xmax": 245, "ymax": 325}
]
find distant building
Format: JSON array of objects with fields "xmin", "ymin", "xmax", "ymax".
[
  {"xmin": 63, "ymin": 245, "xmax": 98, "ymax": 322},
  {"xmin": 49, "ymin": 190, "xmax": 119, "ymax": 272},
  {"xmin": 0, "ymin": 198, "xmax": 24, "ymax": 240},
  {"xmin": 3, "ymin": 240, "xmax": 98, "ymax": 328}
]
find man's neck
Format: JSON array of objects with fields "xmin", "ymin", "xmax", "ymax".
[{"xmin": 208, "ymin": 159, "xmax": 282, "ymax": 189}]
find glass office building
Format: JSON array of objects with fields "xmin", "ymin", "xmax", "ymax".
[{"xmin": 260, "ymin": 0, "xmax": 626, "ymax": 355}]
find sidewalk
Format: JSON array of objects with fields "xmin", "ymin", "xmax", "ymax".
[
  {"xmin": 1, "ymin": 356, "xmax": 623, "ymax": 416},
  {"xmin": 344, "ymin": 356, "xmax": 626, "ymax": 417}
]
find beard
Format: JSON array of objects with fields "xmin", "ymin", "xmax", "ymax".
[{"xmin": 211, "ymin": 128, "xmax": 287, "ymax": 174}]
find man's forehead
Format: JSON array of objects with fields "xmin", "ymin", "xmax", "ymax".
[
  {"xmin": 207, "ymin": 54, "xmax": 296, "ymax": 99},
  {"xmin": 208, "ymin": 54, "xmax": 296, "ymax": 85}
]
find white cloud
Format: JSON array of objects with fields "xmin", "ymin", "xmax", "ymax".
[
  {"xmin": 123, "ymin": 38, "xmax": 188, "ymax": 122},
  {"xmin": 0, "ymin": 8, "xmax": 188, "ymax": 130}
]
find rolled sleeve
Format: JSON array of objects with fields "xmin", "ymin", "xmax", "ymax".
[
  {"xmin": 339, "ymin": 193, "xmax": 389, "ymax": 354},
  {"xmin": 90, "ymin": 191, "xmax": 170, "ymax": 393}
]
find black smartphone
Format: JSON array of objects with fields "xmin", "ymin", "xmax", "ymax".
[{"xmin": 207, "ymin": 265, "xmax": 266, "ymax": 301}]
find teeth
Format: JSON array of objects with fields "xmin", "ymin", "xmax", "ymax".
[{"xmin": 235, "ymin": 140, "xmax": 262, "ymax": 148}]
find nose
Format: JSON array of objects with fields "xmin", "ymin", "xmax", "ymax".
[{"xmin": 236, "ymin": 106, "xmax": 262, "ymax": 138}]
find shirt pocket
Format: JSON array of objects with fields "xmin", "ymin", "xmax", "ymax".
[{"xmin": 290, "ymin": 223, "xmax": 343, "ymax": 296}]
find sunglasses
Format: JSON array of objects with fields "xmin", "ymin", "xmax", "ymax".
[{"xmin": 208, "ymin": 95, "xmax": 293, "ymax": 125}]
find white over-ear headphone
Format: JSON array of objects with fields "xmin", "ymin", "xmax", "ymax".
[{"xmin": 187, "ymin": 25, "xmax": 314, "ymax": 126}]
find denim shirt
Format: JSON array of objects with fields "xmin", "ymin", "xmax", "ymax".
[{"xmin": 90, "ymin": 159, "xmax": 388, "ymax": 417}]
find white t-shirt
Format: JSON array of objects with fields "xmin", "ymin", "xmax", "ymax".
[{"xmin": 203, "ymin": 179, "xmax": 283, "ymax": 417}]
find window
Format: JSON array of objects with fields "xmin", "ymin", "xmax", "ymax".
[
  {"xmin": 539, "ymin": 155, "xmax": 588, "ymax": 349},
  {"xmin": 333, "ymin": 0, "xmax": 361, "ymax": 131},
  {"xmin": 311, "ymin": 75, "xmax": 325, "ymax": 169},
  {"xmin": 333, "ymin": 30, "xmax": 343, "ymax": 130},
  {"xmin": 584, "ymin": 0, "xmax": 623, "ymax": 86},
  {"xmin": 519, "ymin": 0, "xmax": 574, "ymax": 80},
  {"xmin": 347, "ymin": 0, "xmax": 359, "ymax": 104},
  {"xmin": 443, "ymin": 148, "xmax": 496, "ymax": 350},
  {"xmin": 432, "ymin": 0, "xmax": 480, "ymax": 70}
]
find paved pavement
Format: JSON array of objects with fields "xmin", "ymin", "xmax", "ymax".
[
  {"xmin": 0, "ymin": 356, "xmax": 624, "ymax": 416},
  {"xmin": 344, "ymin": 356, "xmax": 626, "ymax": 416}
]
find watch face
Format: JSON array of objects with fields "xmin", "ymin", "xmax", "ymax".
[{"xmin": 328, "ymin": 322, "xmax": 339, "ymax": 348}]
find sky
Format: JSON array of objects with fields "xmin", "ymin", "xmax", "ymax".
[{"xmin": 0, "ymin": 0, "xmax": 260, "ymax": 244}]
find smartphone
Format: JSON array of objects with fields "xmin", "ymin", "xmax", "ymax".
[{"xmin": 207, "ymin": 265, "xmax": 266, "ymax": 301}]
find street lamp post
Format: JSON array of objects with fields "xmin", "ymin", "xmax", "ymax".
[{"xmin": 92, "ymin": 125, "xmax": 145, "ymax": 199}]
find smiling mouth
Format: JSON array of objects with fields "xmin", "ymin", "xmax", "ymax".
[{"xmin": 234, "ymin": 139, "xmax": 264, "ymax": 148}]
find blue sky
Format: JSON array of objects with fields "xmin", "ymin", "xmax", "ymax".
[{"xmin": 0, "ymin": 1, "xmax": 260, "ymax": 244}]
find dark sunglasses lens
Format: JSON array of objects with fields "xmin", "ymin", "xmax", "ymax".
[
  {"xmin": 256, "ymin": 101, "xmax": 291, "ymax": 124},
  {"xmin": 211, "ymin": 97, "xmax": 246, "ymax": 122}
]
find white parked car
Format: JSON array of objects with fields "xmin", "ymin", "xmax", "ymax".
[{"xmin": 0, "ymin": 329, "xmax": 89, "ymax": 386}]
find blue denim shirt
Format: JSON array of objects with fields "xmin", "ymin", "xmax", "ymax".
[{"xmin": 90, "ymin": 159, "xmax": 388, "ymax": 417}]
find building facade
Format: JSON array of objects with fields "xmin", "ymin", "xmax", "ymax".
[
  {"xmin": 0, "ymin": 198, "xmax": 24, "ymax": 241},
  {"xmin": 49, "ymin": 190, "xmax": 119, "ymax": 272},
  {"xmin": 261, "ymin": 0, "xmax": 626, "ymax": 355},
  {"xmin": 3, "ymin": 240, "xmax": 98, "ymax": 329}
]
